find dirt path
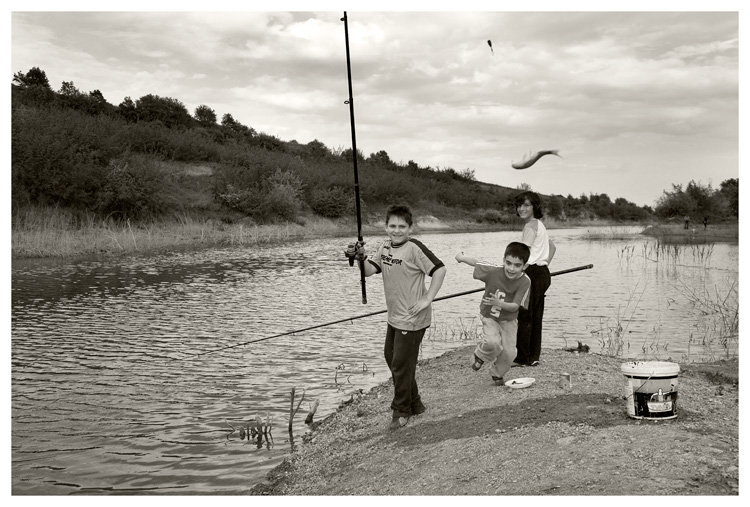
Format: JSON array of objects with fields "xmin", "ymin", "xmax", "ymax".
[{"xmin": 251, "ymin": 346, "xmax": 739, "ymax": 496}]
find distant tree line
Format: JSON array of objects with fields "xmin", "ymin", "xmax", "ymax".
[{"xmin": 11, "ymin": 66, "xmax": 738, "ymax": 224}]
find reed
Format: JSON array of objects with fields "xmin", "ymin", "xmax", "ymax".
[
  {"xmin": 11, "ymin": 206, "xmax": 353, "ymax": 259},
  {"xmin": 579, "ymin": 226, "xmax": 644, "ymax": 241},
  {"xmin": 673, "ymin": 277, "xmax": 738, "ymax": 361},
  {"xmin": 425, "ymin": 318, "xmax": 481, "ymax": 343},
  {"xmin": 589, "ymin": 281, "xmax": 647, "ymax": 357}
]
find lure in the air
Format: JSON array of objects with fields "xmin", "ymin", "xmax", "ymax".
[
  {"xmin": 511, "ymin": 150, "xmax": 561, "ymax": 170},
  {"xmin": 487, "ymin": 39, "xmax": 494, "ymax": 56}
]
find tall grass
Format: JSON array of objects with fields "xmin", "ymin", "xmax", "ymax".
[
  {"xmin": 588, "ymin": 281, "xmax": 647, "ymax": 357},
  {"xmin": 11, "ymin": 205, "xmax": 351, "ymax": 258},
  {"xmin": 674, "ymin": 277, "xmax": 739, "ymax": 361}
]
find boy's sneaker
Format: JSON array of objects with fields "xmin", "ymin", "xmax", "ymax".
[
  {"xmin": 389, "ymin": 416, "xmax": 409, "ymax": 430},
  {"xmin": 491, "ymin": 375, "xmax": 505, "ymax": 387},
  {"xmin": 411, "ymin": 402, "xmax": 427, "ymax": 416},
  {"xmin": 471, "ymin": 354, "xmax": 484, "ymax": 371},
  {"xmin": 527, "ymin": 360, "xmax": 540, "ymax": 367}
]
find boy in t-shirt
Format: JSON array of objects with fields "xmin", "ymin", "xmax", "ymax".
[
  {"xmin": 347, "ymin": 205, "xmax": 446, "ymax": 430},
  {"xmin": 455, "ymin": 242, "xmax": 531, "ymax": 386}
]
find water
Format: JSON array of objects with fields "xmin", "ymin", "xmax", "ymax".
[{"xmin": 11, "ymin": 227, "xmax": 738, "ymax": 494}]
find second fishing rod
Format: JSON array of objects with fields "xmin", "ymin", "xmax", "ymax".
[{"xmin": 185, "ymin": 263, "xmax": 593, "ymax": 359}]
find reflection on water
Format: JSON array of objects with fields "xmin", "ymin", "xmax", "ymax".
[{"xmin": 11, "ymin": 228, "xmax": 738, "ymax": 494}]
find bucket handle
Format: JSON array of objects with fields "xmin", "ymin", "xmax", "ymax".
[{"xmin": 632, "ymin": 371, "xmax": 675, "ymax": 394}]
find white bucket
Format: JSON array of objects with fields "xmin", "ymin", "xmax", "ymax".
[{"xmin": 621, "ymin": 361, "xmax": 680, "ymax": 420}]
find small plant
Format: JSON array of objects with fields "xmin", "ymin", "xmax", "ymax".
[
  {"xmin": 425, "ymin": 318, "xmax": 481, "ymax": 342},
  {"xmin": 672, "ymin": 277, "xmax": 738, "ymax": 360},
  {"xmin": 589, "ymin": 281, "xmax": 646, "ymax": 357}
]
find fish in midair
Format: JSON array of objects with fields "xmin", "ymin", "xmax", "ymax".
[
  {"xmin": 487, "ymin": 39, "xmax": 494, "ymax": 55},
  {"xmin": 511, "ymin": 150, "xmax": 561, "ymax": 170}
]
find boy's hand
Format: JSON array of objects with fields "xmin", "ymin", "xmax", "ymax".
[
  {"xmin": 344, "ymin": 241, "xmax": 367, "ymax": 265},
  {"xmin": 408, "ymin": 297, "xmax": 432, "ymax": 316},
  {"xmin": 482, "ymin": 294, "xmax": 502, "ymax": 307}
]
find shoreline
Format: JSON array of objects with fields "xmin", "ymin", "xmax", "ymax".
[
  {"xmin": 10, "ymin": 213, "xmax": 738, "ymax": 264},
  {"xmin": 250, "ymin": 345, "xmax": 739, "ymax": 495}
]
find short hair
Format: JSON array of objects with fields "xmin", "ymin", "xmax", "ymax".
[
  {"xmin": 385, "ymin": 204, "xmax": 413, "ymax": 226},
  {"xmin": 514, "ymin": 191, "xmax": 544, "ymax": 219},
  {"xmin": 504, "ymin": 241, "xmax": 530, "ymax": 264}
]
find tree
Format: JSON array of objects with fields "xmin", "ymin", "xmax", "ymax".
[
  {"xmin": 13, "ymin": 67, "xmax": 51, "ymax": 89},
  {"xmin": 87, "ymin": 89, "xmax": 108, "ymax": 115},
  {"xmin": 718, "ymin": 178, "xmax": 739, "ymax": 218},
  {"xmin": 135, "ymin": 94, "xmax": 191, "ymax": 128},
  {"xmin": 194, "ymin": 104, "xmax": 217, "ymax": 126},
  {"xmin": 684, "ymin": 180, "xmax": 715, "ymax": 219},
  {"xmin": 367, "ymin": 150, "xmax": 394, "ymax": 167},
  {"xmin": 221, "ymin": 113, "xmax": 256, "ymax": 137},
  {"xmin": 546, "ymin": 195, "xmax": 564, "ymax": 218},
  {"xmin": 117, "ymin": 96, "xmax": 138, "ymax": 122},
  {"xmin": 307, "ymin": 139, "xmax": 331, "ymax": 159},
  {"xmin": 654, "ymin": 184, "xmax": 696, "ymax": 218}
]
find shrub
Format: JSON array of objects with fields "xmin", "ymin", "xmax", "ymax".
[
  {"xmin": 95, "ymin": 154, "xmax": 168, "ymax": 219},
  {"xmin": 308, "ymin": 186, "xmax": 353, "ymax": 218}
]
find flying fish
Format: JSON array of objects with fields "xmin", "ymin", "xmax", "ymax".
[{"xmin": 511, "ymin": 150, "xmax": 561, "ymax": 170}]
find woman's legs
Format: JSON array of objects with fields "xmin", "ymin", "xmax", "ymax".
[{"xmin": 515, "ymin": 264, "xmax": 551, "ymax": 364}]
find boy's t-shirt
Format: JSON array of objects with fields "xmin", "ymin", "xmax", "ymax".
[
  {"xmin": 367, "ymin": 238, "xmax": 444, "ymax": 331},
  {"xmin": 473, "ymin": 261, "xmax": 531, "ymax": 322}
]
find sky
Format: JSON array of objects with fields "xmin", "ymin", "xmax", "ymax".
[{"xmin": 8, "ymin": 2, "xmax": 743, "ymax": 207}]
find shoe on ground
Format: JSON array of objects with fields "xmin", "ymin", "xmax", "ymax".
[
  {"xmin": 389, "ymin": 416, "xmax": 409, "ymax": 430},
  {"xmin": 527, "ymin": 360, "xmax": 540, "ymax": 367},
  {"xmin": 412, "ymin": 402, "xmax": 426, "ymax": 416},
  {"xmin": 471, "ymin": 354, "xmax": 484, "ymax": 371},
  {"xmin": 491, "ymin": 375, "xmax": 504, "ymax": 387}
]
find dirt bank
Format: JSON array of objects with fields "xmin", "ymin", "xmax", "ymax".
[{"xmin": 251, "ymin": 346, "xmax": 739, "ymax": 496}]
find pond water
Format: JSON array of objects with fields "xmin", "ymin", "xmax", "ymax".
[{"xmin": 11, "ymin": 227, "xmax": 738, "ymax": 494}]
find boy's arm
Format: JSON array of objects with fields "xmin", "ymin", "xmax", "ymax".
[
  {"xmin": 407, "ymin": 265, "xmax": 447, "ymax": 316},
  {"xmin": 455, "ymin": 252, "xmax": 478, "ymax": 266}
]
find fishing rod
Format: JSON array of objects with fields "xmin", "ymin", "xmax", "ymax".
[
  {"xmin": 183, "ymin": 263, "xmax": 594, "ymax": 359},
  {"xmin": 342, "ymin": 11, "xmax": 367, "ymax": 305}
]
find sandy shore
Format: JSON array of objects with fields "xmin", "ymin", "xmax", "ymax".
[{"xmin": 250, "ymin": 345, "xmax": 739, "ymax": 496}]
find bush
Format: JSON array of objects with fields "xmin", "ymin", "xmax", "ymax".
[
  {"xmin": 95, "ymin": 155, "xmax": 168, "ymax": 219},
  {"xmin": 309, "ymin": 186, "xmax": 353, "ymax": 218},
  {"xmin": 476, "ymin": 208, "xmax": 506, "ymax": 224},
  {"xmin": 215, "ymin": 168, "xmax": 305, "ymax": 223}
]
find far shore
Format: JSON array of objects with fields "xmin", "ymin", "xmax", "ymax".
[{"xmin": 11, "ymin": 210, "xmax": 738, "ymax": 264}]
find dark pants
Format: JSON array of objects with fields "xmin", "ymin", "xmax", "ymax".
[
  {"xmin": 384, "ymin": 324, "xmax": 425, "ymax": 418},
  {"xmin": 515, "ymin": 264, "xmax": 551, "ymax": 364}
]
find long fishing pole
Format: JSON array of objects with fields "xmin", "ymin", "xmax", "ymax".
[
  {"xmin": 183, "ymin": 264, "xmax": 593, "ymax": 359},
  {"xmin": 342, "ymin": 11, "xmax": 367, "ymax": 305}
]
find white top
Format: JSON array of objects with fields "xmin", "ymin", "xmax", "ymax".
[{"xmin": 521, "ymin": 219, "xmax": 550, "ymax": 266}]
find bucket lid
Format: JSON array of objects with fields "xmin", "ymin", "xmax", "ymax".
[{"xmin": 621, "ymin": 361, "xmax": 680, "ymax": 376}]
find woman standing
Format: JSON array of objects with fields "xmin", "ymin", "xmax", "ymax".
[{"xmin": 513, "ymin": 191, "xmax": 556, "ymax": 367}]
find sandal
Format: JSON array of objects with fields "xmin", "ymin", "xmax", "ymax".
[
  {"xmin": 491, "ymin": 375, "xmax": 504, "ymax": 386},
  {"xmin": 471, "ymin": 354, "xmax": 484, "ymax": 371}
]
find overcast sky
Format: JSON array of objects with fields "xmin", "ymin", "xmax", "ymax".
[{"xmin": 9, "ymin": 2, "xmax": 742, "ymax": 207}]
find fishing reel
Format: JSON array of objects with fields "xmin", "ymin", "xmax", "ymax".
[{"xmin": 344, "ymin": 241, "xmax": 366, "ymax": 266}]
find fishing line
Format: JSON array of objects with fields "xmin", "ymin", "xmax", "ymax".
[{"xmin": 178, "ymin": 264, "xmax": 593, "ymax": 360}]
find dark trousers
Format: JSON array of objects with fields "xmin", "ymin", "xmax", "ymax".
[
  {"xmin": 515, "ymin": 264, "xmax": 551, "ymax": 364},
  {"xmin": 384, "ymin": 324, "xmax": 425, "ymax": 418}
]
